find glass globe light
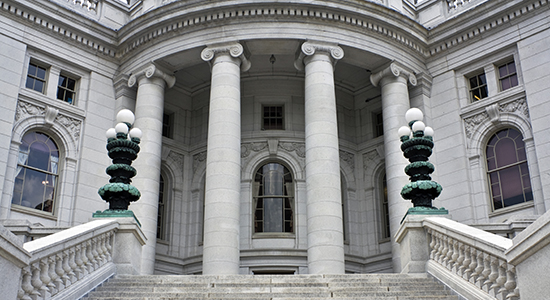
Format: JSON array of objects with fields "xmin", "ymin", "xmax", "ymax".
[
  {"xmin": 115, "ymin": 122, "xmax": 129, "ymax": 134},
  {"xmin": 405, "ymin": 108, "xmax": 424, "ymax": 123},
  {"xmin": 412, "ymin": 121, "xmax": 426, "ymax": 132},
  {"xmin": 424, "ymin": 126, "xmax": 434, "ymax": 137},
  {"xmin": 106, "ymin": 128, "xmax": 117, "ymax": 139},
  {"xmin": 116, "ymin": 109, "xmax": 135, "ymax": 125},
  {"xmin": 129, "ymin": 128, "xmax": 143, "ymax": 139},
  {"xmin": 398, "ymin": 126, "xmax": 411, "ymax": 137}
]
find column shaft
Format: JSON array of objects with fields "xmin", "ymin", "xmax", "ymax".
[
  {"xmin": 303, "ymin": 52, "xmax": 345, "ymax": 274},
  {"xmin": 202, "ymin": 53, "xmax": 242, "ymax": 275},
  {"xmin": 131, "ymin": 76, "xmax": 166, "ymax": 275},
  {"xmin": 380, "ymin": 75, "xmax": 412, "ymax": 272}
]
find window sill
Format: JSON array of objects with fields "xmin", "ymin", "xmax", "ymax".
[
  {"xmin": 157, "ymin": 239, "xmax": 170, "ymax": 245},
  {"xmin": 252, "ymin": 233, "xmax": 295, "ymax": 239},
  {"xmin": 11, "ymin": 204, "xmax": 57, "ymax": 220},
  {"xmin": 488, "ymin": 200, "xmax": 534, "ymax": 218}
]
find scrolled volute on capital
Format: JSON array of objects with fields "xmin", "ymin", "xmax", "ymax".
[
  {"xmin": 294, "ymin": 41, "xmax": 344, "ymax": 71},
  {"xmin": 128, "ymin": 64, "xmax": 176, "ymax": 88},
  {"xmin": 370, "ymin": 62, "xmax": 417, "ymax": 87},
  {"xmin": 201, "ymin": 42, "xmax": 251, "ymax": 72}
]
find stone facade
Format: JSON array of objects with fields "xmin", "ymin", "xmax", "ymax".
[{"xmin": 0, "ymin": 0, "xmax": 549, "ymax": 277}]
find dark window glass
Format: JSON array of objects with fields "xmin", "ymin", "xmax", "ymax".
[
  {"xmin": 381, "ymin": 174, "xmax": 390, "ymax": 239},
  {"xmin": 162, "ymin": 113, "xmax": 173, "ymax": 138},
  {"xmin": 486, "ymin": 128, "xmax": 533, "ymax": 210},
  {"xmin": 498, "ymin": 61, "xmax": 518, "ymax": 91},
  {"xmin": 253, "ymin": 163, "xmax": 293, "ymax": 233},
  {"xmin": 56, "ymin": 74, "xmax": 77, "ymax": 104},
  {"xmin": 374, "ymin": 112, "xmax": 384, "ymax": 137},
  {"xmin": 157, "ymin": 175, "xmax": 166, "ymax": 240},
  {"xmin": 469, "ymin": 73, "xmax": 488, "ymax": 102},
  {"xmin": 12, "ymin": 132, "xmax": 59, "ymax": 213},
  {"xmin": 26, "ymin": 63, "xmax": 47, "ymax": 93},
  {"xmin": 263, "ymin": 106, "xmax": 284, "ymax": 130}
]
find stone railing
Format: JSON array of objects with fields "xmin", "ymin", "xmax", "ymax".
[
  {"xmin": 425, "ymin": 219, "xmax": 519, "ymax": 300},
  {"xmin": 15, "ymin": 218, "xmax": 145, "ymax": 300}
]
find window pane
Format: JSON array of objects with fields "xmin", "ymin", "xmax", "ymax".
[
  {"xmin": 34, "ymin": 80, "xmax": 44, "ymax": 93},
  {"xmin": 501, "ymin": 78, "xmax": 511, "ymax": 90},
  {"xmin": 36, "ymin": 66, "xmax": 46, "ymax": 80},
  {"xmin": 510, "ymin": 74, "xmax": 518, "ymax": 87},
  {"xmin": 469, "ymin": 77, "xmax": 478, "ymax": 88},
  {"xmin": 495, "ymin": 138, "xmax": 518, "ymax": 167},
  {"xmin": 478, "ymin": 73, "xmax": 487, "ymax": 85},
  {"xmin": 28, "ymin": 64, "xmax": 37, "ymax": 76}
]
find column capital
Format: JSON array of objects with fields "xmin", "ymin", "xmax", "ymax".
[
  {"xmin": 370, "ymin": 61, "xmax": 417, "ymax": 87},
  {"xmin": 201, "ymin": 42, "xmax": 251, "ymax": 72},
  {"xmin": 128, "ymin": 64, "xmax": 176, "ymax": 88},
  {"xmin": 294, "ymin": 41, "xmax": 344, "ymax": 71}
]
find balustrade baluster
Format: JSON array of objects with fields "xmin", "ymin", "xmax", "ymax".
[
  {"xmin": 504, "ymin": 265, "xmax": 519, "ymax": 300},
  {"xmin": 455, "ymin": 242, "xmax": 464, "ymax": 275},
  {"xmin": 55, "ymin": 253, "xmax": 67, "ymax": 291},
  {"xmin": 446, "ymin": 239, "xmax": 455, "ymax": 269},
  {"xmin": 459, "ymin": 244, "xmax": 469, "ymax": 278},
  {"xmin": 485, "ymin": 256, "xmax": 499, "ymax": 294},
  {"xmin": 441, "ymin": 235, "xmax": 450, "ymax": 267},
  {"xmin": 494, "ymin": 260, "xmax": 507, "ymax": 298},
  {"xmin": 74, "ymin": 245, "xmax": 85, "ymax": 279},
  {"xmin": 105, "ymin": 231, "xmax": 113, "ymax": 262},
  {"xmin": 465, "ymin": 247, "xmax": 476, "ymax": 281},
  {"xmin": 90, "ymin": 238, "xmax": 100, "ymax": 270},
  {"xmin": 30, "ymin": 262, "xmax": 44, "ymax": 299},
  {"xmin": 428, "ymin": 230, "xmax": 437, "ymax": 260},
  {"xmin": 19, "ymin": 266, "xmax": 33, "ymax": 300},
  {"xmin": 47, "ymin": 256, "xmax": 59, "ymax": 295},
  {"xmin": 478, "ymin": 253, "xmax": 492, "ymax": 289},
  {"xmin": 85, "ymin": 240, "xmax": 95, "ymax": 273}
]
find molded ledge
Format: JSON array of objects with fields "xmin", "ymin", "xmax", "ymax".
[
  {"xmin": 505, "ymin": 210, "xmax": 550, "ymax": 265},
  {"xmin": 427, "ymin": 260, "xmax": 494, "ymax": 300}
]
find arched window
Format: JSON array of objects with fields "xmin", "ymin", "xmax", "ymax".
[
  {"xmin": 486, "ymin": 128, "xmax": 533, "ymax": 210},
  {"xmin": 253, "ymin": 163, "xmax": 294, "ymax": 233},
  {"xmin": 12, "ymin": 132, "xmax": 59, "ymax": 213},
  {"xmin": 157, "ymin": 174, "xmax": 167, "ymax": 240}
]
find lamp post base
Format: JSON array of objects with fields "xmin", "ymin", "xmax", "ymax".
[
  {"xmin": 401, "ymin": 206, "xmax": 448, "ymax": 224},
  {"xmin": 93, "ymin": 209, "xmax": 141, "ymax": 227}
]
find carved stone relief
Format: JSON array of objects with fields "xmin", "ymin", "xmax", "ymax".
[
  {"xmin": 339, "ymin": 150, "xmax": 355, "ymax": 172},
  {"xmin": 193, "ymin": 151, "xmax": 207, "ymax": 173}
]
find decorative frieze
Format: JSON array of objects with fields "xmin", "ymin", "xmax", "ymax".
[
  {"xmin": 278, "ymin": 142, "xmax": 306, "ymax": 158},
  {"xmin": 16, "ymin": 100, "xmax": 82, "ymax": 144},
  {"xmin": 241, "ymin": 142, "xmax": 268, "ymax": 158},
  {"xmin": 339, "ymin": 150, "xmax": 355, "ymax": 172},
  {"xmin": 462, "ymin": 98, "xmax": 529, "ymax": 139},
  {"xmin": 192, "ymin": 151, "xmax": 207, "ymax": 172}
]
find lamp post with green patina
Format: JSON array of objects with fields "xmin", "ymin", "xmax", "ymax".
[
  {"xmin": 93, "ymin": 109, "xmax": 142, "ymax": 224},
  {"xmin": 398, "ymin": 108, "xmax": 448, "ymax": 219}
]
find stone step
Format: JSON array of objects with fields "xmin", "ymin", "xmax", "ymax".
[{"xmin": 84, "ymin": 274, "xmax": 457, "ymax": 300}]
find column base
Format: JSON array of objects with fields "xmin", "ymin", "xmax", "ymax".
[{"xmin": 93, "ymin": 209, "xmax": 141, "ymax": 227}]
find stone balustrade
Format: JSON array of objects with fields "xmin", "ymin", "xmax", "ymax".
[
  {"xmin": 16, "ymin": 218, "xmax": 145, "ymax": 300},
  {"xmin": 423, "ymin": 218, "xmax": 519, "ymax": 300}
]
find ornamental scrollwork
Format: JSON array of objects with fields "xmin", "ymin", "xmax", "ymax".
[
  {"xmin": 241, "ymin": 142, "xmax": 268, "ymax": 158},
  {"xmin": 339, "ymin": 150, "xmax": 355, "ymax": 172},
  {"xmin": 193, "ymin": 151, "xmax": 207, "ymax": 172},
  {"xmin": 278, "ymin": 142, "xmax": 306, "ymax": 158},
  {"xmin": 499, "ymin": 98, "xmax": 529, "ymax": 119},
  {"xmin": 168, "ymin": 151, "xmax": 184, "ymax": 169},
  {"xmin": 463, "ymin": 112, "xmax": 489, "ymax": 139},
  {"xmin": 15, "ymin": 100, "xmax": 45, "ymax": 121}
]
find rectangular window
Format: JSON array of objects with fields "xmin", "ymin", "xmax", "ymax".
[
  {"xmin": 469, "ymin": 73, "xmax": 488, "ymax": 102},
  {"xmin": 26, "ymin": 62, "xmax": 47, "ymax": 93},
  {"xmin": 498, "ymin": 61, "xmax": 518, "ymax": 91},
  {"xmin": 56, "ymin": 74, "xmax": 77, "ymax": 104},
  {"xmin": 262, "ymin": 105, "xmax": 284, "ymax": 130},
  {"xmin": 162, "ymin": 113, "xmax": 173, "ymax": 138},
  {"xmin": 374, "ymin": 112, "xmax": 384, "ymax": 137}
]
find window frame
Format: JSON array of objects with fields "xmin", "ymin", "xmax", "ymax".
[
  {"xmin": 485, "ymin": 128, "xmax": 533, "ymax": 211},
  {"xmin": 252, "ymin": 162, "xmax": 295, "ymax": 237},
  {"xmin": 25, "ymin": 61, "xmax": 48, "ymax": 94},
  {"xmin": 56, "ymin": 73, "xmax": 78, "ymax": 105},
  {"xmin": 468, "ymin": 72, "xmax": 489, "ymax": 102},
  {"xmin": 262, "ymin": 105, "xmax": 285, "ymax": 131},
  {"xmin": 497, "ymin": 60, "xmax": 518, "ymax": 92},
  {"xmin": 11, "ymin": 131, "xmax": 60, "ymax": 216}
]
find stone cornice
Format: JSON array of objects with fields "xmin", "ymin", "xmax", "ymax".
[
  {"xmin": 116, "ymin": 1, "xmax": 429, "ymax": 59},
  {"xmin": 370, "ymin": 62, "xmax": 417, "ymax": 87},
  {"xmin": 294, "ymin": 41, "xmax": 344, "ymax": 71},
  {"xmin": 200, "ymin": 42, "xmax": 251, "ymax": 72},
  {"xmin": 128, "ymin": 63, "xmax": 176, "ymax": 88},
  {"xmin": 0, "ymin": 0, "xmax": 117, "ymax": 57}
]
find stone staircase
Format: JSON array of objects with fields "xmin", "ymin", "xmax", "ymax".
[{"xmin": 83, "ymin": 274, "xmax": 459, "ymax": 300}]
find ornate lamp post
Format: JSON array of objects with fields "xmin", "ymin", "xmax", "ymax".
[
  {"xmin": 398, "ymin": 108, "xmax": 448, "ymax": 218},
  {"xmin": 93, "ymin": 109, "xmax": 142, "ymax": 224}
]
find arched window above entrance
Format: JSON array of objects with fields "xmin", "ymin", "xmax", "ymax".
[{"xmin": 253, "ymin": 162, "xmax": 294, "ymax": 234}]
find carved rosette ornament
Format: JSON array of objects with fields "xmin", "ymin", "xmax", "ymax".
[
  {"xmin": 294, "ymin": 41, "xmax": 344, "ymax": 71},
  {"xmin": 201, "ymin": 42, "xmax": 251, "ymax": 72},
  {"xmin": 128, "ymin": 64, "xmax": 176, "ymax": 88},
  {"xmin": 370, "ymin": 62, "xmax": 417, "ymax": 87}
]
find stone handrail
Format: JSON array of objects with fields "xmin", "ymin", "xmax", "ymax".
[
  {"xmin": 18, "ymin": 219, "xmax": 119, "ymax": 300},
  {"xmin": 423, "ymin": 217, "xmax": 519, "ymax": 300}
]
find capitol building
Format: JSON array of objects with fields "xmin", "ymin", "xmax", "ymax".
[{"xmin": 1, "ymin": 0, "xmax": 550, "ymax": 299}]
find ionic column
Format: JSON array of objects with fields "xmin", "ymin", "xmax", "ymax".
[
  {"xmin": 200, "ymin": 42, "xmax": 250, "ymax": 275},
  {"xmin": 370, "ymin": 62, "xmax": 417, "ymax": 272},
  {"xmin": 295, "ymin": 41, "xmax": 345, "ymax": 274},
  {"xmin": 128, "ymin": 64, "xmax": 175, "ymax": 275}
]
